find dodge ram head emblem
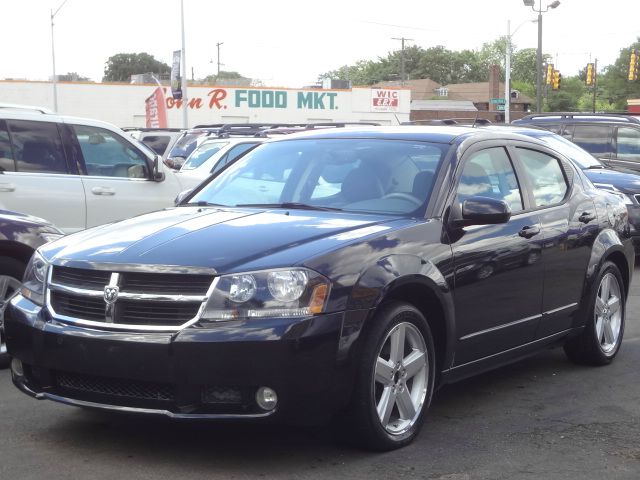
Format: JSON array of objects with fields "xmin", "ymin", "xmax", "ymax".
[{"xmin": 103, "ymin": 286, "xmax": 119, "ymax": 305}]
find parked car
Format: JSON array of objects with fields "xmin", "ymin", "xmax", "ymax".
[
  {"xmin": 176, "ymin": 137, "xmax": 264, "ymax": 189},
  {"xmin": 5, "ymin": 126, "xmax": 633, "ymax": 451},
  {"xmin": 0, "ymin": 209, "xmax": 64, "ymax": 366},
  {"xmin": 164, "ymin": 124, "xmax": 278, "ymax": 171},
  {"xmin": 122, "ymin": 128, "xmax": 183, "ymax": 160},
  {"xmin": 482, "ymin": 124, "xmax": 640, "ymax": 253},
  {"xmin": 512, "ymin": 113, "xmax": 640, "ymax": 172},
  {"xmin": 0, "ymin": 104, "xmax": 184, "ymax": 233}
]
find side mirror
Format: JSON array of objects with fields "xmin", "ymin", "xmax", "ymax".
[
  {"xmin": 450, "ymin": 196, "xmax": 511, "ymax": 228},
  {"xmin": 164, "ymin": 156, "xmax": 186, "ymax": 171},
  {"xmin": 152, "ymin": 155, "xmax": 165, "ymax": 181},
  {"xmin": 174, "ymin": 189, "xmax": 194, "ymax": 206}
]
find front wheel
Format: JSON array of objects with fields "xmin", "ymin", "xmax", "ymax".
[
  {"xmin": 349, "ymin": 301, "xmax": 435, "ymax": 451},
  {"xmin": 564, "ymin": 261, "xmax": 625, "ymax": 365}
]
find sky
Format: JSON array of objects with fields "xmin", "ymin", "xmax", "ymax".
[{"xmin": 1, "ymin": 0, "xmax": 638, "ymax": 88}]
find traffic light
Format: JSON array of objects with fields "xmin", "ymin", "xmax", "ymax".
[
  {"xmin": 585, "ymin": 63, "xmax": 595, "ymax": 86},
  {"xmin": 552, "ymin": 70, "xmax": 562, "ymax": 90},
  {"xmin": 545, "ymin": 63, "xmax": 554, "ymax": 85},
  {"xmin": 629, "ymin": 49, "xmax": 639, "ymax": 82}
]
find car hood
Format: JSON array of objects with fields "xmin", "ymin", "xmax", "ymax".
[
  {"xmin": 41, "ymin": 207, "xmax": 405, "ymax": 274},
  {"xmin": 583, "ymin": 168, "xmax": 640, "ymax": 194}
]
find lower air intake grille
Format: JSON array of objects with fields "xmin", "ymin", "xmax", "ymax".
[{"xmin": 56, "ymin": 371, "xmax": 175, "ymax": 402}]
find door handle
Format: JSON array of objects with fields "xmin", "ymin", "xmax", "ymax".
[
  {"xmin": 518, "ymin": 225, "xmax": 540, "ymax": 238},
  {"xmin": 91, "ymin": 186, "xmax": 116, "ymax": 196},
  {"xmin": 0, "ymin": 183, "xmax": 15, "ymax": 192},
  {"xmin": 579, "ymin": 211, "xmax": 596, "ymax": 224}
]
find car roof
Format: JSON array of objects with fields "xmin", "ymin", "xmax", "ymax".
[
  {"xmin": 263, "ymin": 125, "xmax": 546, "ymax": 146},
  {"xmin": 514, "ymin": 113, "xmax": 640, "ymax": 125}
]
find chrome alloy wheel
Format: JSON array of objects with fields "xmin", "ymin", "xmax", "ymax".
[
  {"xmin": 373, "ymin": 322, "xmax": 428, "ymax": 435},
  {"xmin": 0, "ymin": 274, "xmax": 22, "ymax": 356},
  {"xmin": 595, "ymin": 272, "xmax": 623, "ymax": 355}
]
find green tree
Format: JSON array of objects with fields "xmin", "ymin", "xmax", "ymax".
[
  {"xmin": 598, "ymin": 38, "xmax": 640, "ymax": 110},
  {"xmin": 103, "ymin": 53, "xmax": 170, "ymax": 82}
]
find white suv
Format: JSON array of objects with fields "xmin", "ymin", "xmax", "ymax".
[{"xmin": 0, "ymin": 105, "xmax": 184, "ymax": 233}]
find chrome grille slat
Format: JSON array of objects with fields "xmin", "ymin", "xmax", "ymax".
[{"xmin": 47, "ymin": 266, "xmax": 215, "ymax": 331}]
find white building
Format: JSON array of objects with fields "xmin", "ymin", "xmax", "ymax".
[{"xmin": 0, "ymin": 80, "xmax": 410, "ymax": 128}]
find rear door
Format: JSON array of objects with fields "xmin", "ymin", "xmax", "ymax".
[
  {"xmin": 511, "ymin": 144, "xmax": 596, "ymax": 337},
  {"xmin": 0, "ymin": 118, "xmax": 85, "ymax": 233}
]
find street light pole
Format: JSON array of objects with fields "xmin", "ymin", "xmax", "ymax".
[
  {"xmin": 505, "ymin": 20, "xmax": 511, "ymax": 123},
  {"xmin": 523, "ymin": 0, "xmax": 560, "ymax": 113},
  {"xmin": 50, "ymin": 0, "xmax": 68, "ymax": 112}
]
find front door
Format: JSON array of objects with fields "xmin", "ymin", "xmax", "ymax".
[{"xmin": 448, "ymin": 145, "xmax": 545, "ymax": 366}]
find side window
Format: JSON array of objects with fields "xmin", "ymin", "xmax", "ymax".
[
  {"xmin": 457, "ymin": 147, "xmax": 523, "ymax": 213},
  {"xmin": 517, "ymin": 148, "xmax": 568, "ymax": 207},
  {"xmin": 72, "ymin": 125, "xmax": 148, "ymax": 178},
  {"xmin": 6, "ymin": 120, "xmax": 68, "ymax": 174},
  {"xmin": 571, "ymin": 125, "xmax": 612, "ymax": 156},
  {"xmin": 616, "ymin": 127, "xmax": 640, "ymax": 161},
  {"xmin": 140, "ymin": 135, "xmax": 171, "ymax": 156},
  {"xmin": 212, "ymin": 143, "xmax": 258, "ymax": 173},
  {"xmin": 0, "ymin": 120, "xmax": 15, "ymax": 172}
]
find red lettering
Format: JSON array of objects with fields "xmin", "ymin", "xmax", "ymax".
[
  {"xmin": 188, "ymin": 98, "xmax": 203, "ymax": 109},
  {"xmin": 166, "ymin": 97, "xmax": 183, "ymax": 109},
  {"xmin": 208, "ymin": 88, "xmax": 227, "ymax": 109}
]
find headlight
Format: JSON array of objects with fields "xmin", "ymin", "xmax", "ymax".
[
  {"xmin": 200, "ymin": 268, "xmax": 330, "ymax": 322},
  {"xmin": 20, "ymin": 251, "xmax": 49, "ymax": 306}
]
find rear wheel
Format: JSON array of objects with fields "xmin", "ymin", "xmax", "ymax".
[
  {"xmin": 349, "ymin": 301, "xmax": 435, "ymax": 451},
  {"xmin": 0, "ymin": 256, "xmax": 26, "ymax": 368},
  {"xmin": 564, "ymin": 261, "xmax": 625, "ymax": 365}
]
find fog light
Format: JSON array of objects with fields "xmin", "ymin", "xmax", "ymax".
[
  {"xmin": 11, "ymin": 358, "xmax": 23, "ymax": 377},
  {"xmin": 256, "ymin": 386, "xmax": 278, "ymax": 411}
]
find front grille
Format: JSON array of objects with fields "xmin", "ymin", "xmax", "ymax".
[
  {"xmin": 48, "ymin": 265, "xmax": 213, "ymax": 329},
  {"xmin": 51, "ymin": 266, "xmax": 111, "ymax": 290},
  {"xmin": 50, "ymin": 291, "xmax": 105, "ymax": 321},
  {"xmin": 56, "ymin": 371, "xmax": 174, "ymax": 402},
  {"xmin": 118, "ymin": 300, "xmax": 201, "ymax": 325},
  {"xmin": 121, "ymin": 272, "xmax": 213, "ymax": 295}
]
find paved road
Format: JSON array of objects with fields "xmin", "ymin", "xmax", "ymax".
[{"xmin": 1, "ymin": 269, "xmax": 639, "ymax": 480}]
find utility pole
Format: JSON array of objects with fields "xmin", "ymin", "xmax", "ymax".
[
  {"xmin": 392, "ymin": 37, "xmax": 413, "ymax": 85},
  {"xmin": 505, "ymin": 20, "xmax": 512, "ymax": 124},
  {"xmin": 216, "ymin": 42, "xmax": 224, "ymax": 75},
  {"xmin": 180, "ymin": 0, "xmax": 188, "ymax": 129}
]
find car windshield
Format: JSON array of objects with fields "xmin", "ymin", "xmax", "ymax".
[
  {"xmin": 189, "ymin": 138, "xmax": 449, "ymax": 215},
  {"xmin": 167, "ymin": 132, "xmax": 205, "ymax": 159},
  {"xmin": 181, "ymin": 141, "xmax": 229, "ymax": 170},
  {"xmin": 537, "ymin": 134, "xmax": 602, "ymax": 169}
]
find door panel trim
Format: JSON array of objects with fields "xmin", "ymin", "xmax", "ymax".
[{"xmin": 459, "ymin": 313, "xmax": 541, "ymax": 340}]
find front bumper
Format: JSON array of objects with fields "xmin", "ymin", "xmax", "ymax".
[{"xmin": 5, "ymin": 294, "xmax": 361, "ymax": 424}]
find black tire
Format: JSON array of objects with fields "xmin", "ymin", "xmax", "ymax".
[
  {"xmin": 564, "ymin": 261, "xmax": 625, "ymax": 366},
  {"xmin": 348, "ymin": 301, "xmax": 435, "ymax": 451},
  {"xmin": 0, "ymin": 256, "xmax": 27, "ymax": 368}
]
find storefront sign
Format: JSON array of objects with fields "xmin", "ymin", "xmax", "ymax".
[{"xmin": 371, "ymin": 89, "xmax": 399, "ymax": 111}]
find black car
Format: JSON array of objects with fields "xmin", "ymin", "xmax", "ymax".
[
  {"xmin": 4, "ymin": 126, "xmax": 633, "ymax": 451},
  {"xmin": 513, "ymin": 113, "xmax": 640, "ymax": 172},
  {"xmin": 483, "ymin": 125, "xmax": 640, "ymax": 253},
  {"xmin": 0, "ymin": 210, "xmax": 64, "ymax": 365}
]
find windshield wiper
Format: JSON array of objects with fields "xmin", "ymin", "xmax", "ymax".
[
  {"xmin": 235, "ymin": 202, "xmax": 343, "ymax": 212},
  {"xmin": 586, "ymin": 165, "xmax": 606, "ymax": 169},
  {"xmin": 183, "ymin": 201, "xmax": 227, "ymax": 207}
]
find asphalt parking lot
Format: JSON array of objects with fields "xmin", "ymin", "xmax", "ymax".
[{"xmin": 1, "ymin": 269, "xmax": 639, "ymax": 480}]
